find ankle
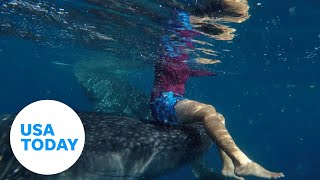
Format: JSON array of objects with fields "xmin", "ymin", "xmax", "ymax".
[{"xmin": 234, "ymin": 158, "xmax": 252, "ymax": 167}]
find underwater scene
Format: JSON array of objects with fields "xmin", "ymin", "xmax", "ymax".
[{"xmin": 0, "ymin": 0, "xmax": 319, "ymax": 179}]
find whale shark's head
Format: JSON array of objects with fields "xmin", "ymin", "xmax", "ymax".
[{"xmin": 0, "ymin": 113, "xmax": 212, "ymax": 179}]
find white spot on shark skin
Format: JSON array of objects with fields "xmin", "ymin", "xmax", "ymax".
[
  {"xmin": 91, "ymin": 31, "xmax": 114, "ymax": 41},
  {"xmin": 51, "ymin": 61, "xmax": 71, "ymax": 66},
  {"xmin": 13, "ymin": 168, "xmax": 19, "ymax": 174},
  {"xmin": 1, "ymin": 115, "xmax": 10, "ymax": 121},
  {"xmin": 0, "ymin": 155, "xmax": 2, "ymax": 161}
]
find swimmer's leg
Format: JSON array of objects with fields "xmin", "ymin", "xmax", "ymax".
[
  {"xmin": 220, "ymin": 149, "xmax": 242, "ymax": 179},
  {"xmin": 218, "ymin": 114, "xmax": 244, "ymax": 180},
  {"xmin": 175, "ymin": 100, "xmax": 284, "ymax": 179}
]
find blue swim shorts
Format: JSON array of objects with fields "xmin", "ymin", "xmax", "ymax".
[{"xmin": 150, "ymin": 91, "xmax": 186, "ymax": 124}]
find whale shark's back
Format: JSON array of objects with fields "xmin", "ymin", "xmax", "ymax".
[{"xmin": 0, "ymin": 113, "xmax": 211, "ymax": 179}]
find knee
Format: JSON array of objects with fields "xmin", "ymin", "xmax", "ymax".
[
  {"xmin": 217, "ymin": 113, "xmax": 225, "ymax": 124},
  {"xmin": 200, "ymin": 105, "xmax": 226, "ymax": 124},
  {"xmin": 199, "ymin": 104, "xmax": 218, "ymax": 118},
  {"xmin": 200, "ymin": 104, "xmax": 216, "ymax": 114}
]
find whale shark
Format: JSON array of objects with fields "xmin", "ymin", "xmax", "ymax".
[
  {"xmin": 0, "ymin": 113, "xmax": 224, "ymax": 180},
  {"xmin": 74, "ymin": 58, "xmax": 153, "ymax": 120}
]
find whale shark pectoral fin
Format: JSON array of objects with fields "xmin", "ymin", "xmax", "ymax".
[{"xmin": 191, "ymin": 156, "xmax": 224, "ymax": 180}]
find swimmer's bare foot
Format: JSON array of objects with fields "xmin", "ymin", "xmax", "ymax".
[
  {"xmin": 222, "ymin": 164, "xmax": 245, "ymax": 180},
  {"xmin": 220, "ymin": 150, "xmax": 245, "ymax": 180},
  {"xmin": 235, "ymin": 162, "xmax": 284, "ymax": 179}
]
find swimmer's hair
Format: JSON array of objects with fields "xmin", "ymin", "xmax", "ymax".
[
  {"xmin": 192, "ymin": 0, "xmax": 250, "ymax": 23},
  {"xmin": 189, "ymin": 0, "xmax": 250, "ymax": 40}
]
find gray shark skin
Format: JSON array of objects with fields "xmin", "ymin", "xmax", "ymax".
[
  {"xmin": 74, "ymin": 59, "xmax": 153, "ymax": 120},
  {"xmin": 0, "ymin": 113, "xmax": 223, "ymax": 180}
]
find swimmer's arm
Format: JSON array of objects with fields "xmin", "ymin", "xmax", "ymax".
[{"xmin": 190, "ymin": 70, "xmax": 217, "ymax": 77}]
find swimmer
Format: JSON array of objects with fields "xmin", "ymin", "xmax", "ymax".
[{"xmin": 149, "ymin": 5, "xmax": 284, "ymax": 180}]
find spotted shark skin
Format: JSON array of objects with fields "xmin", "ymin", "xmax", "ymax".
[
  {"xmin": 74, "ymin": 59, "xmax": 153, "ymax": 120},
  {"xmin": 0, "ymin": 113, "xmax": 223, "ymax": 180}
]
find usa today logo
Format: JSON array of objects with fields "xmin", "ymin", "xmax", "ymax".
[{"xmin": 10, "ymin": 100, "xmax": 85, "ymax": 175}]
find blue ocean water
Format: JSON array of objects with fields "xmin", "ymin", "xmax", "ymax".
[{"xmin": 1, "ymin": 0, "xmax": 319, "ymax": 179}]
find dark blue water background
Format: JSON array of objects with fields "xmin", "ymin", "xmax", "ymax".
[{"xmin": 1, "ymin": 0, "xmax": 319, "ymax": 179}]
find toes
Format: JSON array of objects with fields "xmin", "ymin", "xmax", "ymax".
[{"xmin": 271, "ymin": 172, "xmax": 285, "ymax": 179}]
